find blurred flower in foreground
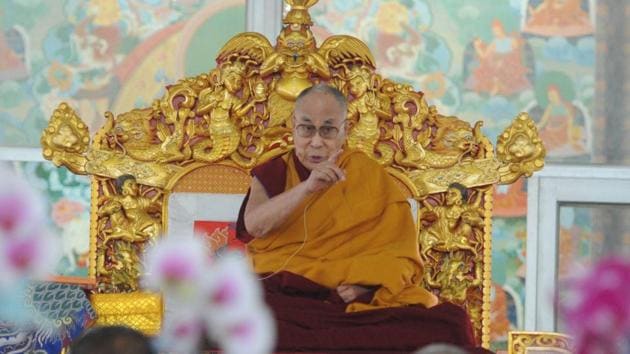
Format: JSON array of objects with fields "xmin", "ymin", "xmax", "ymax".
[
  {"xmin": 142, "ymin": 235, "xmax": 208, "ymax": 307},
  {"xmin": 143, "ymin": 234, "xmax": 275, "ymax": 354},
  {"xmin": 0, "ymin": 167, "xmax": 44, "ymax": 237},
  {"xmin": 0, "ymin": 164, "xmax": 60, "ymax": 323},
  {"xmin": 559, "ymin": 257, "xmax": 630, "ymax": 354}
]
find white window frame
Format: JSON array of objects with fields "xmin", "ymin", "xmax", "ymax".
[
  {"xmin": 246, "ymin": 0, "xmax": 283, "ymax": 39},
  {"xmin": 0, "ymin": 147, "xmax": 44, "ymax": 162},
  {"xmin": 526, "ymin": 163, "xmax": 630, "ymax": 331}
]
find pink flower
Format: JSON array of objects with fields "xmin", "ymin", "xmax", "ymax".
[
  {"xmin": 0, "ymin": 165, "xmax": 61, "ymax": 324},
  {"xmin": 203, "ymin": 253, "xmax": 261, "ymax": 324},
  {"xmin": 559, "ymin": 257, "xmax": 630, "ymax": 354},
  {"xmin": 0, "ymin": 231, "xmax": 60, "ymax": 286},
  {"xmin": 173, "ymin": 319, "xmax": 203, "ymax": 338},
  {"xmin": 0, "ymin": 192, "xmax": 25, "ymax": 233},
  {"xmin": 0, "ymin": 167, "xmax": 44, "ymax": 237},
  {"xmin": 159, "ymin": 256, "xmax": 197, "ymax": 282},
  {"xmin": 202, "ymin": 253, "xmax": 275, "ymax": 354},
  {"xmin": 218, "ymin": 308, "xmax": 276, "ymax": 354},
  {"xmin": 143, "ymin": 235, "xmax": 209, "ymax": 305},
  {"xmin": 6, "ymin": 237, "xmax": 38, "ymax": 269},
  {"xmin": 210, "ymin": 277, "xmax": 239, "ymax": 305},
  {"xmin": 142, "ymin": 236, "xmax": 275, "ymax": 354},
  {"xmin": 156, "ymin": 313, "xmax": 205, "ymax": 354}
]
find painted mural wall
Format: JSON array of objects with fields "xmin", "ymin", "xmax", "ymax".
[{"xmin": 0, "ymin": 0, "xmax": 246, "ymax": 147}]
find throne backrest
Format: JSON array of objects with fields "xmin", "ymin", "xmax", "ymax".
[{"xmin": 41, "ymin": 0, "xmax": 546, "ymax": 346}]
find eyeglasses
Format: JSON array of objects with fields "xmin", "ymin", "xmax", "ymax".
[{"xmin": 294, "ymin": 122, "xmax": 345, "ymax": 139}]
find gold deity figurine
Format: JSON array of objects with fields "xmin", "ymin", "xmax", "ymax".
[
  {"xmin": 98, "ymin": 175, "xmax": 161, "ymax": 245},
  {"xmin": 96, "ymin": 175, "xmax": 161, "ymax": 291},
  {"xmin": 344, "ymin": 66, "xmax": 394, "ymax": 164},
  {"xmin": 193, "ymin": 61, "xmax": 266, "ymax": 163},
  {"xmin": 419, "ymin": 183, "xmax": 485, "ymax": 261}
]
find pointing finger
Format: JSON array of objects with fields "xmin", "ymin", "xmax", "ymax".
[{"xmin": 328, "ymin": 149, "xmax": 343, "ymax": 163}]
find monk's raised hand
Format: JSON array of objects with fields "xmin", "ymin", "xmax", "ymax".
[{"xmin": 304, "ymin": 150, "xmax": 345, "ymax": 193}]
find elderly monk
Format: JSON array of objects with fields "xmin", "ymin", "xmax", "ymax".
[{"xmin": 236, "ymin": 84, "xmax": 491, "ymax": 353}]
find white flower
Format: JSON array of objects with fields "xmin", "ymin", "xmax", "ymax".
[
  {"xmin": 156, "ymin": 311, "xmax": 205, "ymax": 354},
  {"xmin": 143, "ymin": 238, "xmax": 276, "ymax": 354},
  {"xmin": 0, "ymin": 230, "xmax": 60, "ymax": 285},
  {"xmin": 0, "ymin": 165, "xmax": 45, "ymax": 238},
  {"xmin": 142, "ymin": 235, "xmax": 209, "ymax": 307},
  {"xmin": 202, "ymin": 252, "xmax": 262, "ymax": 327},
  {"xmin": 218, "ymin": 307, "xmax": 276, "ymax": 354}
]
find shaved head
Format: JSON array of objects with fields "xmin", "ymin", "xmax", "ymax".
[{"xmin": 295, "ymin": 84, "xmax": 347, "ymax": 114}]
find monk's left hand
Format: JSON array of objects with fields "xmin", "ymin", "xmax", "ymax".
[{"xmin": 336, "ymin": 284, "xmax": 371, "ymax": 303}]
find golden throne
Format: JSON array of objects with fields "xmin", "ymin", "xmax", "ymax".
[{"xmin": 41, "ymin": 0, "xmax": 546, "ymax": 350}]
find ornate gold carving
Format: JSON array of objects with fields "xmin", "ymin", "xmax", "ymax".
[
  {"xmin": 42, "ymin": 104, "xmax": 183, "ymax": 188},
  {"xmin": 419, "ymin": 184, "xmax": 490, "ymax": 340},
  {"xmin": 192, "ymin": 61, "xmax": 266, "ymax": 166},
  {"xmin": 84, "ymin": 149, "xmax": 182, "ymax": 188},
  {"xmin": 284, "ymin": 0, "xmax": 319, "ymax": 26},
  {"xmin": 41, "ymin": 103, "xmax": 90, "ymax": 174},
  {"xmin": 90, "ymin": 292, "xmax": 162, "ymax": 336},
  {"xmin": 419, "ymin": 185, "xmax": 485, "ymax": 260},
  {"xmin": 40, "ymin": 0, "xmax": 547, "ymax": 346},
  {"xmin": 407, "ymin": 113, "xmax": 545, "ymax": 196},
  {"xmin": 95, "ymin": 175, "xmax": 162, "ymax": 292},
  {"xmin": 508, "ymin": 331, "xmax": 572, "ymax": 354},
  {"xmin": 344, "ymin": 66, "xmax": 393, "ymax": 164},
  {"xmin": 497, "ymin": 113, "xmax": 546, "ymax": 184}
]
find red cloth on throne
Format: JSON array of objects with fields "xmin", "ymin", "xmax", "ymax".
[{"xmin": 236, "ymin": 153, "xmax": 493, "ymax": 353}]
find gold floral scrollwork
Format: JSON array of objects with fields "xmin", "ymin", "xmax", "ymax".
[
  {"xmin": 497, "ymin": 112, "xmax": 546, "ymax": 184},
  {"xmin": 508, "ymin": 331, "xmax": 572, "ymax": 354},
  {"xmin": 41, "ymin": 103, "xmax": 91, "ymax": 174}
]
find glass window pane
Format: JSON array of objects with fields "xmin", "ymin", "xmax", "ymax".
[{"xmin": 556, "ymin": 203, "xmax": 630, "ymax": 331}]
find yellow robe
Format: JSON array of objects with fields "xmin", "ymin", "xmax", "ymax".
[{"xmin": 248, "ymin": 149, "xmax": 438, "ymax": 311}]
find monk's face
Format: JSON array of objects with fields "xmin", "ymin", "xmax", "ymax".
[{"xmin": 293, "ymin": 91, "xmax": 346, "ymax": 170}]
